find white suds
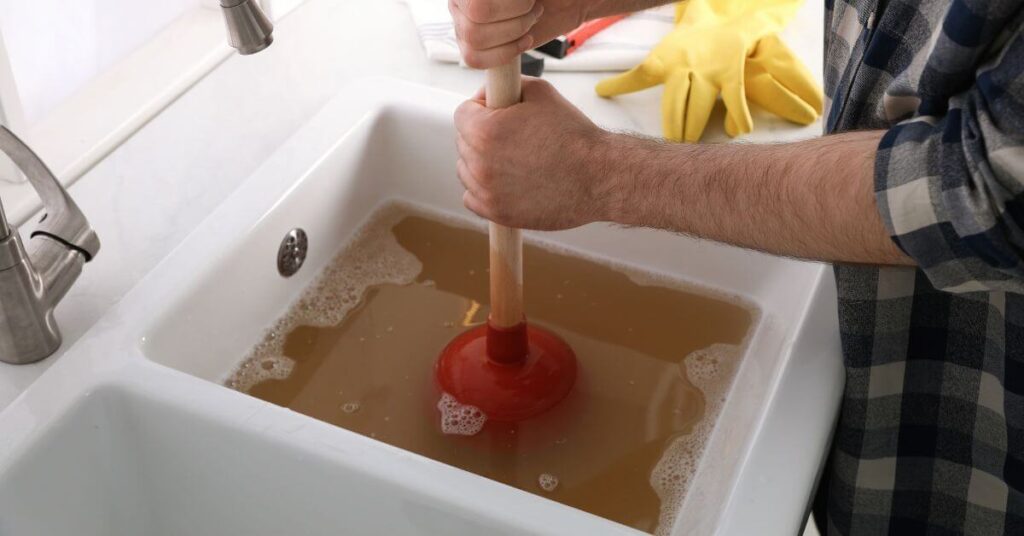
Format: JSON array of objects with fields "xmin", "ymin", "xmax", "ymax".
[
  {"xmin": 225, "ymin": 204, "xmax": 422, "ymax": 391},
  {"xmin": 650, "ymin": 343, "xmax": 741, "ymax": 536},
  {"xmin": 437, "ymin": 392, "xmax": 488, "ymax": 436}
]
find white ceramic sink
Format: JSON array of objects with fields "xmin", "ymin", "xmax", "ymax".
[
  {"xmin": 0, "ymin": 78, "xmax": 843, "ymax": 535},
  {"xmin": 0, "ymin": 379, "xmax": 555, "ymax": 536}
]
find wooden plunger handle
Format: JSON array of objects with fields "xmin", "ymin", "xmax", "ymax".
[{"xmin": 485, "ymin": 60, "xmax": 524, "ymax": 329}]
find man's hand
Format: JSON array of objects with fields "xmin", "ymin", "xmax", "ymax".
[
  {"xmin": 449, "ymin": 0, "xmax": 588, "ymax": 69},
  {"xmin": 454, "ymin": 78, "xmax": 613, "ymax": 230},
  {"xmin": 449, "ymin": 0, "xmax": 681, "ymax": 69},
  {"xmin": 454, "ymin": 80, "xmax": 913, "ymax": 266}
]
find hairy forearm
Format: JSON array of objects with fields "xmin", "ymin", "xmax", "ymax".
[
  {"xmin": 596, "ymin": 131, "xmax": 915, "ymax": 266},
  {"xmin": 586, "ymin": 0, "xmax": 677, "ymax": 19}
]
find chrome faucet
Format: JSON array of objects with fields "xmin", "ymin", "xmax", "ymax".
[
  {"xmin": 0, "ymin": 126, "xmax": 100, "ymax": 365},
  {"xmin": 0, "ymin": 0, "xmax": 274, "ymax": 365}
]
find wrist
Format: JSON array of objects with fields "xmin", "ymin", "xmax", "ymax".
[
  {"xmin": 584, "ymin": 131, "xmax": 644, "ymax": 225},
  {"xmin": 592, "ymin": 134, "xmax": 711, "ymax": 231}
]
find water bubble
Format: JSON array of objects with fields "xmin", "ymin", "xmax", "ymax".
[
  {"xmin": 538, "ymin": 473, "xmax": 559, "ymax": 492},
  {"xmin": 341, "ymin": 402, "xmax": 361, "ymax": 414}
]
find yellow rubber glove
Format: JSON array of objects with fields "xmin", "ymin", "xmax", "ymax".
[{"xmin": 596, "ymin": 0, "xmax": 817, "ymax": 142}]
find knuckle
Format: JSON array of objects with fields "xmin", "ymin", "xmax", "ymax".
[
  {"xmin": 474, "ymin": 119, "xmax": 498, "ymax": 146},
  {"xmin": 452, "ymin": 14, "xmax": 470, "ymax": 39},
  {"xmin": 475, "ymin": 176, "xmax": 491, "ymax": 193},
  {"xmin": 463, "ymin": 194, "xmax": 481, "ymax": 215},
  {"xmin": 451, "ymin": 15, "xmax": 463, "ymax": 38},
  {"xmin": 462, "ymin": 25, "xmax": 485, "ymax": 47},
  {"xmin": 464, "ymin": 0, "xmax": 493, "ymax": 22},
  {"xmin": 471, "ymin": 161, "xmax": 491, "ymax": 184},
  {"xmin": 491, "ymin": 204, "xmax": 512, "ymax": 225},
  {"xmin": 519, "ymin": 14, "xmax": 535, "ymax": 33},
  {"xmin": 501, "ymin": 48, "xmax": 520, "ymax": 65},
  {"xmin": 477, "ymin": 191, "xmax": 497, "ymax": 212},
  {"xmin": 453, "ymin": 102, "xmax": 472, "ymax": 126},
  {"xmin": 462, "ymin": 50, "xmax": 485, "ymax": 69},
  {"xmin": 531, "ymin": 77, "xmax": 554, "ymax": 94}
]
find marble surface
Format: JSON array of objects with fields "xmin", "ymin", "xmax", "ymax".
[{"xmin": 0, "ymin": 0, "xmax": 823, "ymax": 410}]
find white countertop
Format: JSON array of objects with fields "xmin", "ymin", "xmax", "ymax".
[{"xmin": 0, "ymin": 0, "xmax": 823, "ymax": 410}]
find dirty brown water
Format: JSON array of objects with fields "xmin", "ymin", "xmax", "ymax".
[{"xmin": 226, "ymin": 203, "xmax": 756, "ymax": 534}]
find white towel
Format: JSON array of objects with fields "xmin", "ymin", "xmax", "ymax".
[{"xmin": 402, "ymin": 0, "xmax": 676, "ymax": 72}]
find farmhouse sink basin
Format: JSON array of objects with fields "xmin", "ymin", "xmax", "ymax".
[
  {"xmin": 0, "ymin": 78, "xmax": 843, "ymax": 535},
  {"xmin": 0, "ymin": 379, "xmax": 549, "ymax": 536}
]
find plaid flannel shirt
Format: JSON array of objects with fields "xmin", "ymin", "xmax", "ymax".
[{"xmin": 817, "ymin": 0, "xmax": 1024, "ymax": 534}]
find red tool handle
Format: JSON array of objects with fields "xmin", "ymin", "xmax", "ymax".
[{"xmin": 566, "ymin": 14, "xmax": 628, "ymax": 55}]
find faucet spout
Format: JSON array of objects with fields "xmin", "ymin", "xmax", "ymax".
[
  {"xmin": 220, "ymin": 0, "xmax": 275, "ymax": 55},
  {"xmin": 0, "ymin": 127, "xmax": 99, "ymax": 259}
]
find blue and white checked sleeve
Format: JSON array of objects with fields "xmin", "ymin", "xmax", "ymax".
[{"xmin": 875, "ymin": 8, "xmax": 1024, "ymax": 293}]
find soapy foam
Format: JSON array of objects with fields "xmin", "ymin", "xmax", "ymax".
[
  {"xmin": 225, "ymin": 203, "xmax": 423, "ymax": 391},
  {"xmin": 437, "ymin": 392, "xmax": 488, "ymax": 436},
  {"xmin": 538, "ymin": 473, "xmax": 560, "ymax": 493},
  {"xmin": 225, "ymin": 355, "xmax": 295, "ymax": 393},
  {"xmin": 650, "ymin": 343, "xmax": 741, "ymax": 536}
]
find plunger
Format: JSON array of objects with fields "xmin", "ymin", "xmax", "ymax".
[{"xmin": 436, "ymin": 59, "xmax": 578, "ymax": 423}]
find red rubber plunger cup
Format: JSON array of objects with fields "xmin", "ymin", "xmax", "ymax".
[
  {"xmin": 435, "ymin": 60, "xmax": 577, "ymax": 423},
  {"xmin": 437, "ymin": 320, "xmax": 577, "ymax": 422}
]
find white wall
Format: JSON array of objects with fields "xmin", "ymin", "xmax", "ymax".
[{"xmin": 0, "ymin": 0, "xmax": 203, "ymax": 124}]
